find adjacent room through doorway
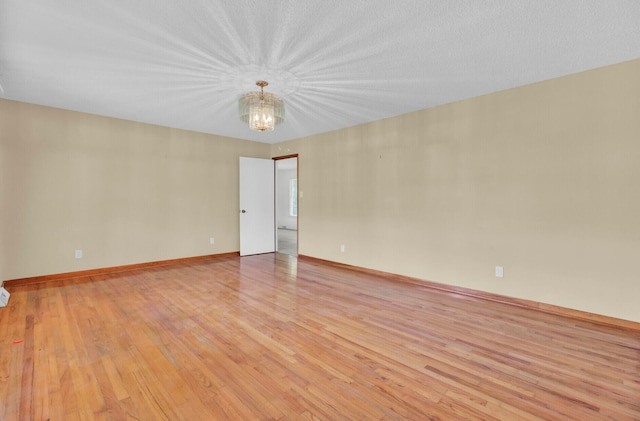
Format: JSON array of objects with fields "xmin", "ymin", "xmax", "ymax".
[{"xmin": 275, "ymin": 157, "xmax": 298, "ymax": 256}]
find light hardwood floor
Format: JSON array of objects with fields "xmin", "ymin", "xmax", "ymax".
[{"xmin": 1, "ymin": 253, "xmax": 638, "ymax": 420}]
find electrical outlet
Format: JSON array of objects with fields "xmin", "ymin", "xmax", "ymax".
[
  {"xmin": 209, "ymin": 237, "xmax": 215, "ymax": 245},
  {"xmin": 0, "ymin": 287, "xmax": 10, "ymax": 307},
  {"xmin": 340, "ymin": 244, "xmax": 345, "ymax": 253},
  {"xmin": 495, "ymin": 266, "xmax": 504, "ymax": 278},
  {"xmin": 75, "ymin": 249, "xmax": 83, "ymax": 259}
]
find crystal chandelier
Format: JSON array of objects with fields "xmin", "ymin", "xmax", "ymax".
[{"xmin": 238, "ymin": 81, "xmax": 285, "ymax": 132}]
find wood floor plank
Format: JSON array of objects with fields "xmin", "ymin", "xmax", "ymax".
[{"xmin": 1, "ymin": 253, "xmax": 639, "ymax": 420}]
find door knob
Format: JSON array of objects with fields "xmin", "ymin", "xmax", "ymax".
[{"xmin": 241, "ymin": 209, "xmax": 246, "ymax": 213}]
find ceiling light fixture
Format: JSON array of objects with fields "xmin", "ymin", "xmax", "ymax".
[{"xmin": 238, "ymin": 81, "xmax": 285, "ymax": 132}]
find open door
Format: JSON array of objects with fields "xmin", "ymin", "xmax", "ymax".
[{"xmin": 239, "ymin": 157, "xmax": 275, "ymax": 256}]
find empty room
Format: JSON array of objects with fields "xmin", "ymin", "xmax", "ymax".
[{"xmin": 1, "ymin": 1, "xmax": 639, "ymax": 420}]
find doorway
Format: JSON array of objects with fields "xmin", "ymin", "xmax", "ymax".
[{"xmin": 275, "ymin": 157, "xmax": 298, "ymax": 256}]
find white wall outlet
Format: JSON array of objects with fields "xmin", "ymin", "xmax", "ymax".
[
  {"xmin": 0, "ymin": 287, "xmax": 10, "ymax": 307},
  {"xmin": 495, "ymin": 266, "xmax": 504, "ymax": 278},
  {"xmin": 209, "ymin": 237, "xmax": 215, "ymax": 245},
  {"xmin": 340, "ymin": 244, "xmax": 345, "ymax": 253},
  {"xmin": 75, "ymin": 249, "xmax": 83, "ymax": 259}
]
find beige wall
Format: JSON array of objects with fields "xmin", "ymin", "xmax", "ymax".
[
  {"xmin": 2, "ymin": 59, "xmax": 638, "ymax": 322},
  {"xmin": 272, "ymin": 59, "xmax": 640, "ymax": 323},
  {"xmin": 0, "ymin": 100, "xmax": 270, "ymax": 280}
]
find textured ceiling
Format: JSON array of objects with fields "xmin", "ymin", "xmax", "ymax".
[{"xmin": 1, "ymin": 1, "xmax": 640, "ymax": 144}]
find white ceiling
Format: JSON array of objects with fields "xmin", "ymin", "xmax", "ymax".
[{"xmin": 1, "ymin": 1, "xmax": 639, "ymax": 144}]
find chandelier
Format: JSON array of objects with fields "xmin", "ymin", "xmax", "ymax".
[{"xmin": 238, "ymin": 81, "xmax": 285, "ymax": 132}]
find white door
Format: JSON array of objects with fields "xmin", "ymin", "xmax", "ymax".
[{"xmin": 239, "ymin": 157, "xmax": 275, "ymax": 256}]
